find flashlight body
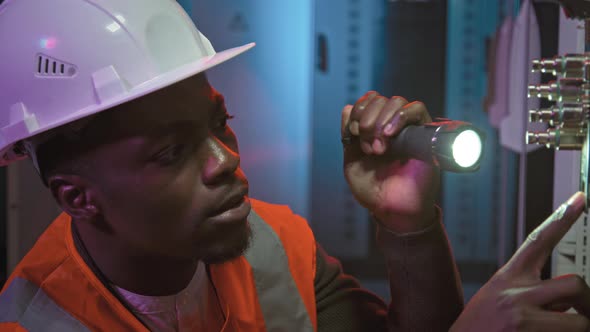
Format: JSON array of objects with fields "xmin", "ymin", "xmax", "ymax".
[
  {"xmin": 388, "ymin": 121, "xmax": 485, "ymax": 172},
  {"xmin": 389, "ymin": 125, "xmax": 438, "ymax": 164}
]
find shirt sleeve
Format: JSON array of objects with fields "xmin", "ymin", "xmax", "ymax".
[{"xmin": 314, "ymin": 208, "xmax": 464, "ymax": 331}]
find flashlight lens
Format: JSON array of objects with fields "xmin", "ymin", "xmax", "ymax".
[{"xmin": 452, "ymin": 129, "xmax": 482, "ymax": 168}]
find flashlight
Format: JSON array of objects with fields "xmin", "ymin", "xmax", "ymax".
[{"xmin": 388, "ymin": 120, "xmax": 485, "ymax": 172}]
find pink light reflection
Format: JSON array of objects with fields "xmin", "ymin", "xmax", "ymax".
[{"xmin": 40, "ymin": 38, "xmax": 57, "ymax": 49}]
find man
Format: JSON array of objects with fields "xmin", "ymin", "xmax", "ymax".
[{"xmin": 0, "ymin": 0, "xmax": 589, "ymax": 331}]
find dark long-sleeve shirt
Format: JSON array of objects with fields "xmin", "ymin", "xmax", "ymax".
[{"xmin": 315, "ymin": 215, "xmax": 464, "ymax": 331}]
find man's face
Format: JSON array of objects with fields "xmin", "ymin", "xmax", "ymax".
[{"xmin": 73, "ymin": 74, "xmax": 251, "ymax": 263}]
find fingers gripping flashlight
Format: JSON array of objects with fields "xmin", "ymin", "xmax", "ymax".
[
  {"xmin": 389, "ymin": 120, "xmax": 485, "ymax": 172},
  {"xmin": 342, "ymin": 120, "xmax": 485, "ymax": 172}
]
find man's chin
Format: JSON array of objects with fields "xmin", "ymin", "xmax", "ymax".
[{"xmin": 200, "ymin": 225, "xmax": 252, "ymax": 264}]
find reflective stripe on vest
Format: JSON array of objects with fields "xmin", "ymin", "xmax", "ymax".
[
  {"xmin": 244, "ymin": 211, "xmax": 314, "ymax": 332},
  {"xmin": 0, "ymin": 277, "xmax": 89, "ymax": 331}
]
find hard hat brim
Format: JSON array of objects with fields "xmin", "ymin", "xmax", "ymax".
[
  {"xmin": 0, "ymin": 42, "xmax": 255, "ymax": 165},
  {"xmin": 133, "ymin": 42, "xmax": 256, "ymax": 104},
  {"xmin": 56, "ymin": 42, "xmax": 256, "ymax": 131}
]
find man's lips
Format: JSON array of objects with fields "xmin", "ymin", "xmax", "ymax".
[
  {"xmin": 210, "ymin": 187, "xmax": 249, "ymax": 217},
  {"xmin": 207, "ymin": 195, "xmax": 251, "ymax": 226}
]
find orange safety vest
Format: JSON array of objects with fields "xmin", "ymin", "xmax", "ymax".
[{"xmin": 0, "ymin": 199, "xmax": 318, "ymax": 331}]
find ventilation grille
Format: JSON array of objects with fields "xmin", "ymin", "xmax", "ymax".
[{"xmin": 35, "ymin": 54, "xmax": 77, "ymax": 77}]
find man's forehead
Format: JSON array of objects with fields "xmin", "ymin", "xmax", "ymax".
[
  {"xmin": 28, "ymin": 76, "xmax": 222, "ymax": 153},
  {"xmin": 26, "ymin": 74, "xmax": 224, "ymax": 168},
  {"xmin": 94, "ymin": 75, "xmax": 221, "ymax": 133}
]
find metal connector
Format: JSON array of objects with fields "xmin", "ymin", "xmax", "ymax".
[
  {"xmin": 531, "ymin": 54, "xmax": 589, "ymax": 78},
  {"xmin": 526, "ymin": 128, "xmax": 586, "ymax": 150},
  {"xmin": 529, "ymin": 104, "xmax": 588, "ymax": 127},
  {"xmin": 528, "ymin": 78, "xmax": 589, "ymax": 103}
]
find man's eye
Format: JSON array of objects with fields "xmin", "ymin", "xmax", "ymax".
[
  {"xmin": 155, "ymin": 144, "xmax": 187, "ymax": 165},
  {"xmin": 216, "ymin": 114, "xmax": 235, "ymax": 130}
]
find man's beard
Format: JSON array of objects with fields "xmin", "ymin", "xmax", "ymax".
[{"xmin": 200, "ymin": 221, "xmax": 252, "ymax": 264}]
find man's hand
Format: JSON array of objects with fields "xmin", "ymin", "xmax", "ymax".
[
  {"xmin": 341, "ymin": 91, "xmax": 438, "ymax": 233},
  {"xmin": 451, "ymin": 192, "xmax": 590, "ymax": 332}
]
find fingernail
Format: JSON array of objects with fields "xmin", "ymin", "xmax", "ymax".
[
  {"xmin": 556, "ymin": 192, "xmax": 585, "ymax": 221},
  {"xmin": 372, "ymin": 139, "xmax": 384, "ymax": 153},
  {"xmin": 389, "ymin": 119, "xmax": 401, "ymax": 136},
  {"xmin": 384, "ymin": 123, "xmax": 394, "ymax": 135},
  {"xmin": 566, "ymin": 191, "xmax": 586, "ymax": 216},
  {"xmin": 349, "ymin": 121, "xmax": 359, "ymax": 135}
]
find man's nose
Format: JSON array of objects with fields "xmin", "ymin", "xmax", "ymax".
[{"xmin": 201, "ymin": 136, "xmax": 240, "ymax": 185}]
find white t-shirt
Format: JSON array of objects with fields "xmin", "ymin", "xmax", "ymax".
[{"xmin": 113, "ymin": 262, "xmax": 224, "ymax": 331}]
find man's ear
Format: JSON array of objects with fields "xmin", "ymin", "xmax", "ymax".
[{"xmin": 48, "ymin": 175, "xmax": 100, "ymax": 220}]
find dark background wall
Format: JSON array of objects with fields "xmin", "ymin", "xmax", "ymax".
[{"xmin": 339, "ymin": 0, "xmax": 449, "ymax": 281}]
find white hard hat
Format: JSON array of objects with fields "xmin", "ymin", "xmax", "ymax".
[{"xmin": 0, "ymin": 0, "xmax": 254, "ymax": 166}]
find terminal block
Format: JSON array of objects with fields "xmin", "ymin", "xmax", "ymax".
[
  {"xmin": 527, "ymin": 53, "xmax": 590, "ymax": 153},
  {"xmin": 552, "ymin": 0, "xmax": 590, "ymax": 297}
]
